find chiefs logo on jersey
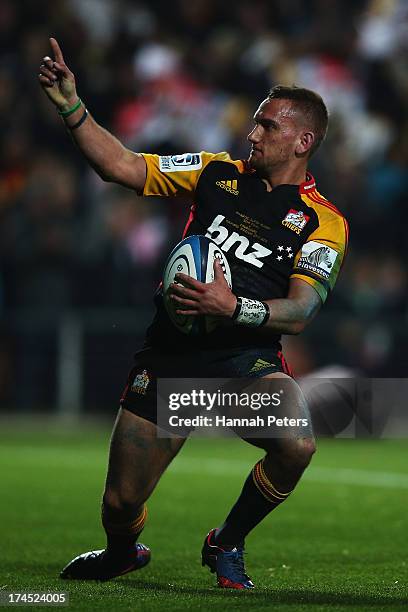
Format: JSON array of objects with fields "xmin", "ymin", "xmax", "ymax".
[{"xmin": 282, "ymin": 209, "xmax": 310, "ymax": 234}]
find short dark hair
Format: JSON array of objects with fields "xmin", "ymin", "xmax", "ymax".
[{"xmin": 268, "ymin": 85, "xmax": 329, "ymax": 157}]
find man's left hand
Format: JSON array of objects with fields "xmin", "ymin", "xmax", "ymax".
[{"xmin": 170, "ymin": 259, "xmax": 237, "ymax": 318}]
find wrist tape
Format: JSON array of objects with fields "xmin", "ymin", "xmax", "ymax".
[{"xmin": 232, "ymin": 296, "xmax": 270, "ymax": 327}]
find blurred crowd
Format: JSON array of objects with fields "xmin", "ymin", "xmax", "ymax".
[{"xmin": 1, "ymin": 0, "xmax": 408, "ymax": 408}]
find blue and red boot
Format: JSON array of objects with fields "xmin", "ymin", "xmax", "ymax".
[
  {"xmin": 60, "ymin": 544, "xmax": 150, "ymax": 581},
  {"xmin": 201, "ymin": 529, "xmax": 254, "ymax": 589}
]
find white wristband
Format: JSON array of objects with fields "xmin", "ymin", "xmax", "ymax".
[{"xmin": 232, "ymin": 296, "xmax": 270, "ymax": 327}]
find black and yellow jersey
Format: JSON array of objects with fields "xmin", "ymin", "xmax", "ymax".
[{"xmin": 141, "ymin": 151, "xmax": 348, "ymax": 349}]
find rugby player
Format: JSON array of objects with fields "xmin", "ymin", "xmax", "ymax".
[{"xmin": 38, "ymin": 37, "xmax": 348, "ymax": 589}]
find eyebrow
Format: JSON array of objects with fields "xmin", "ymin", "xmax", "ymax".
[{"xmin": 253, "ymin": 115, "xmax": 279, "ymax": 129}]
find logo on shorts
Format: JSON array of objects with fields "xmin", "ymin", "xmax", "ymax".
[
  {"xmin": 282, "ymin": 209, "xmax": 310, "ymax": 234},
  {"xmin": 131, "ymin": 370, "xmax": 150, "ymax": 395},
  {"xmin": 250, "ymin": 358, "xmax": 275, "ymax": 373}
]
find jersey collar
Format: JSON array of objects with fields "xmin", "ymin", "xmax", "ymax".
[
  {"xmin": 245, "ymin": 162, "xmax": 316, "ymax": 194},
  {"xmin": 298, "ymin": 172, "xmax": 316, "ymax": 194}
]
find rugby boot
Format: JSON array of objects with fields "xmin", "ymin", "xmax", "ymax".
[
  {"xmin": 201, "ymin": 529, "xmax": 254, "ymax": 589},
  {"xmin": 60, "ymin": 543, "xmax": 150, "ymax": 581}
]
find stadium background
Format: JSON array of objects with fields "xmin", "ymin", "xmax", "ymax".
[{"xmin": 1, "ymin": 0, "xmax": 408, "ymax": 414}]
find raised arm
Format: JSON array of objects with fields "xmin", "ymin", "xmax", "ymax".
[{"xmin": 38, "ymin": 37, "xmax": 146, "ymax": 192}]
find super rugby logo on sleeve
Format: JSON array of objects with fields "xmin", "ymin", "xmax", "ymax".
[
  {"xmin": 159, "ymin": 153, "xmax": 202, "ymax": 172},
  {"xmin": 297, "ymin": 241, "xmax": 338, "ymax": 279}
]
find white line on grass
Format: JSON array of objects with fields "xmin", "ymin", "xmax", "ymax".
[
  {"xmin": 168, "ymin": 457, "xmax": 408, "ymax": 489},
  {"xmin": 2, "ymin": 443, "xmax": 407, "ymax": 489}
]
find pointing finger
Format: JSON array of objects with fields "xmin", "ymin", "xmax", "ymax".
[{"xmin": 49, "ymin": 37, "xmax": 64, "ymax": 63}]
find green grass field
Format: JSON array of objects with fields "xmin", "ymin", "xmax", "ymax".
[{"xmin": 0, "ymin": 420, "xmax": 407, "ymax": 611}]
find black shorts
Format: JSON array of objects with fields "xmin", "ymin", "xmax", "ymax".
[{"xmin": 120, "ymin": 345, "xmax": 293, "ymax": 425}]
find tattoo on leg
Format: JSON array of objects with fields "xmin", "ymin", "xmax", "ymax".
[{"xmin": 120, "ymin": 424, "xmax": 154, "ymax": 451}]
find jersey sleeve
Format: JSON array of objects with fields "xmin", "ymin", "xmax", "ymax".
[
  {"xmin": 290, "ymin": 212, "xmax": 348, "ymax": 302},
  {"xmin": 141, "ymin": 151, "xmax": 232, "ymax": 197}
]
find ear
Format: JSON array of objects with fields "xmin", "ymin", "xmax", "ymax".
[{"xmin": 295, "ymin": 131, "xmax": 315, "ymax": 156}]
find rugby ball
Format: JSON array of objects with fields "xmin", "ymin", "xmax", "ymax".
[{"xmin": 163, "ymin": 235, "xmax": 232, "ymax": 335}]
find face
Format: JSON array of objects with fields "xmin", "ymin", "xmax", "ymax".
[{"xmin": 247, "ymin": 98, "xmax": 310, "ymax": 174}]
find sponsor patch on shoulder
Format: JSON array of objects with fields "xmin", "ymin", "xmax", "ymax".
[
  {"xmin": 159, "ymin": 153, "xmax": 202, "ymax": 172},
  {"xmin": 296, "ymin": 241, "xmax": 338, "ymax": 279}
]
